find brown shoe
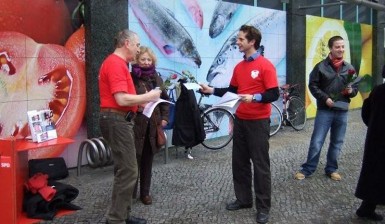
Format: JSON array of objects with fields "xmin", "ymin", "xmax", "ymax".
[
  {"xmin": 327, "ymin": 172, "xmax": 341, "ymax": 181},
  {"xmin": 140, "ymin": 195, "xmax": 152, "ymax": 205},
  {"xmin": 294, "ymin": 172, "xmax": 305, "ymax": 180}
]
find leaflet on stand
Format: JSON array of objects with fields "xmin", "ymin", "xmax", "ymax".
[
  {"xmin": 143, "ymin": 99, "xmax": 175, "ymax": 118},
  {"xmin": 27, "ymin": 110, "xmax": 57, "ymax": 143}
]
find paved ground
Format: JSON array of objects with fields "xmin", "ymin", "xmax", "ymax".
[{"xmin": 40, "ymin": 109, "xmax": 385, "ymax": 224}]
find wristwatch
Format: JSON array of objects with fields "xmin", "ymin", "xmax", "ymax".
[{"xmin": 252, "ymin": 94, "xmax": 262, "ymax": 102}]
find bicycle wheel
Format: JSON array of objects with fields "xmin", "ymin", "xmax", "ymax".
[
  {"xmin": 201, "ymin": 107, "xmax": 234, "ymax": 150},
  {"xmin": 270, "ymin": 102, "xmax": 282, "ymax": 136},
  {"xmin": 286, "ymin": 96, "xmax": 307, "ymax": 130}
]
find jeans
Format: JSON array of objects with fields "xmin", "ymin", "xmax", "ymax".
[{"xmin": 301, "ymin": 109, "xmax": 348, "ymax": 176}]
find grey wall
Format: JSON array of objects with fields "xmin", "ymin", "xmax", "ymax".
[
  {"xmin": 374, "ymin": 9, "xmax": 385, "ymax": 85},
  {"xmin": 84, "ymin": 0, "xmax": 129, "ymax": 138},
  {"xmin": 286, "ymin": 1, "xmax": 307, "ymax": 101}
]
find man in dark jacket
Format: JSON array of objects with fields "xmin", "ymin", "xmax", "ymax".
[
  {"xmin": 294, "ymin": 36, "xmax": 358, "ymax": 181},
  {"xmin": 354, "ymin": 66, "xmax": 385, "ymax": 221}
]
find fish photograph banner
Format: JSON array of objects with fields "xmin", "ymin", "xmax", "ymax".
[
  {"xmin": 305, "ymin": 15, "xmax": 373, "ymax": 118},
  {"xmin": 128, "ymin": 0, "xmax": 287, "ymax": 104}
]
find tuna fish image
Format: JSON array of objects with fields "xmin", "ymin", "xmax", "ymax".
[
  {"xmin": 209, "ymin": 1, "xmax": 240, "ymax": 38},
  {"xmin": 182, "ymin": 0, "xmax": 204, "ymax": 29},
  {"xmin": 207, "ymin": 11, "xmax": 286, "ymax": 87},
  {"xmin": 129, "ymin": 0, "xmax": 202, "ymax": 68}
]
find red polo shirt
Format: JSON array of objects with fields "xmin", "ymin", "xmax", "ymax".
[{"xmin": 99, "ymin": 54, "xmax": 138, "ymax": 112}]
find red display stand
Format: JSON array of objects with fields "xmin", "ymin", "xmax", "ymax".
[{"xmin": 0, "ymin": 137, "xmax": 74, "ymax": 224}]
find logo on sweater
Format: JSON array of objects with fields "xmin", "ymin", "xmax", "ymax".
[{"xmin": 251, "ymin": 70, "xmax": 259, "ymax": 79}]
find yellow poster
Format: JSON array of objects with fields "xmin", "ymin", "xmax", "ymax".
[{"xmin": 305, "ymin": 16, "xmax": 372, "ymax": 118}]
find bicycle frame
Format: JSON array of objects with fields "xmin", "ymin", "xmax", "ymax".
[
  {"xmin": 197, "ymin": 92, "xmax": 232, "ymax": 127},
  {"xmin": 197, "ymin": 92, "xmax": 235, "ymax": 150},
  {"xmin": 270, "ymin": 84, "xmax": 306, "ymax": 136},
  {"xmin": 166, "ymin": 86, "xmax": 235, "ymax": 150},
  {"xmin": 280, "ymin": 84, "xmax": 300, "ymax": 123}
]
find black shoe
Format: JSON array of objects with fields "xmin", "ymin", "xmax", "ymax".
[
  {"xmin": 126, "ymin": 216, "xmax": 147, "ymax": 224},
  {"xmin": 106, "ymin": 217, "xmax": 147, "ymax": 224},
  {"xmin": 225, "ymin": 200, "xmax": 252, "ymax": 211},
  {"xmin": 256, "ymin": 212, "xmax": 269, "ymax": 223},
  {"xmin": 356, "ymin": 210, "xmax": 383, "ymax": 221}
]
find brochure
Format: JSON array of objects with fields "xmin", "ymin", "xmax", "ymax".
[
  {"xmin": 332, "ymin": 101, "xmax": 349, "ymax": 110},
  {"xmin": 348, "ymin": 76, "xmax": 362, "ymax": 87},
  {"xmin": 27, "ymin": 110, "xmax": 57, "ymax": 143},
  {"xmin": 212, "ymin": 92, "xmax": 241, "ymax": 112},
  {"xmin": 183, "ymin": 82, "xmax": 202, "ymax": 90},
  {"xmin": 142, "ymin": 99, "xmax": 175, "ymax": 118}
]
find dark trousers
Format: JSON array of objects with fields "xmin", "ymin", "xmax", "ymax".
[
  {"xmin": 134, "ymin": 131, "xmax": 154, "ymax": 197},
  {"xmin": 232, "ymin": 117, "xmax": 271, "ymax": 213},
  {"xmin": 99, "ymin": 112, "xmax": 137, "ymax": 224}
]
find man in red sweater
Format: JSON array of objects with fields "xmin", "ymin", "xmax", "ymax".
[
  {"xmin": 99, "ymin": 29, "xmax": 161, "ymax": 224},
  {"xmin": 200, "ymin": 25, "xmax": 279, "ymax": 224}
]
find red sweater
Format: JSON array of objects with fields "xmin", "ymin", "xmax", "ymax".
[{"xmin": 230, "ymin": 56, "xmax": 278, "ymax": 119}]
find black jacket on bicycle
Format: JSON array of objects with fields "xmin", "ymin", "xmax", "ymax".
[
  {"xmin": 172, "ymin": 80, "xmax": 206, "ymax": 148},
  {"xmin": 309, "ymin": 56, "xmax": 358, "ymax": 110}
]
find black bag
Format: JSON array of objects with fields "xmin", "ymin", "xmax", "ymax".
[
  {"xmin": 28, "ymin": 157, "xmax": 69, "ymax": 180},
  {"xmin": 172, "ymin": 82, "xmax": 205, "ymax": 148}
]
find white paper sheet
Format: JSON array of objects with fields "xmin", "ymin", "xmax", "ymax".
[
  {"xmin": 142, "ymin": 99, "xmax": 175, "ymax": 118},
  {"xmin": 183, "ymin": 82, "xmax": 202, "ymax": 90},
  {"xmin": 212, "ymin": 92, "xmax": 241, "ymax": 111}
]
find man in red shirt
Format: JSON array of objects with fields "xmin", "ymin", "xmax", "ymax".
[
  {"xmin": 200, "ymin": 25, "xmax": 279, "ymax": 224},
  {"xmin": 99, "ymin": 29, "xmax": 161, "ymax": 224}
]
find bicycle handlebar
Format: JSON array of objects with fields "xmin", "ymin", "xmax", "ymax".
[{"xmin": 195, "ymin": 89, "xmax": 211, "ymax": 97}]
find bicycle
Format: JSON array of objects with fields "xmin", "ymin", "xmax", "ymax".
[
  {"xmin": 269, "ymin": 84, "xmax": 307, "ymax": 136},
  {"xmin": 165, "ymin": 86, "xmax": 234, "ymax": 151},
  {"xmin": 197, "ymin": 92, "xmax": 235, "ymax": 150}
]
